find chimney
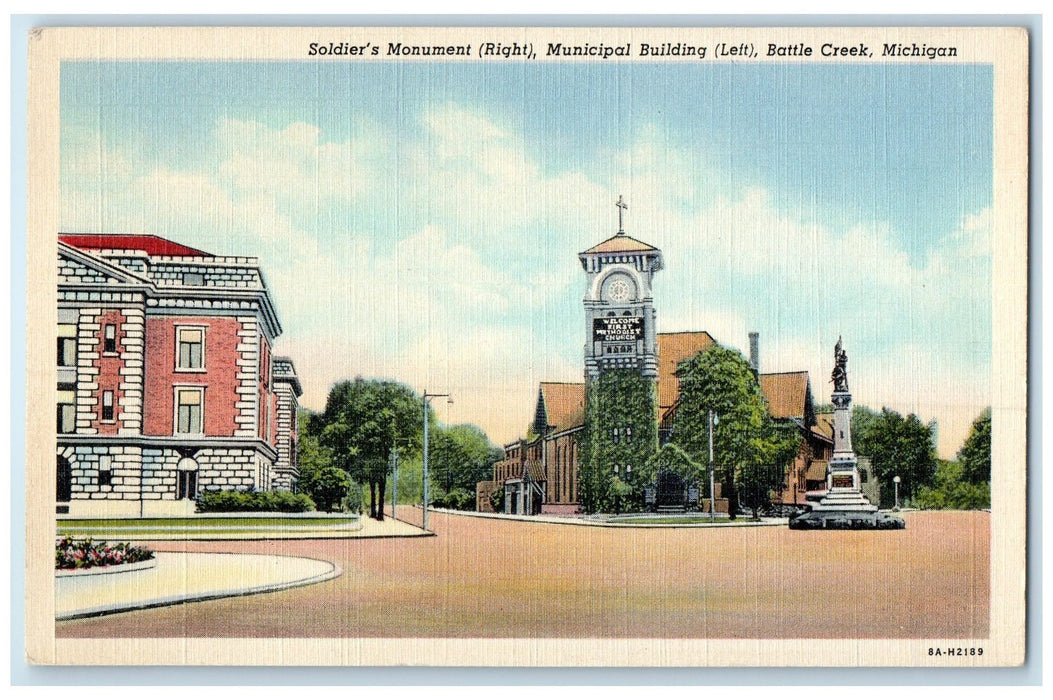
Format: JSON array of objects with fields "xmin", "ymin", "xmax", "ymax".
[{"xmin": 749, "ymin": 332, "xmax": 760, "ymax": 378}]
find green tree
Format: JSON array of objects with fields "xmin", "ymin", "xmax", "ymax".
[
  {"xmin": 301, "ymin": 466, "xmax": 352, "ymax": 513},
  {"xmin": 296, "ymin": 410, "xmax": 346, "ymax": 512},
  {"xmin": 428, "ymin": 423, "xmax": 503, "ymax": 496},
  {"xmin": 317, "ymin": 378, "xmax": 425, "ymax": 521},
  {"xmin": 671, "ymin": 345, "xmax": 800, "ymax": 519},
  {"xmin": 579, "ymin": 370, "xmax": 658, "ymax": 514},
  {"xmin": 853, "ymin": 406, "xmax": 938, "ymax": 507},
  {"xmin": 915, "ymin": 459, "xmax": 990, "ymax": 510},
  {"xmin": 957, "ymin": 408, "xmax": 991, "ymax": 484},
  {"xmin": 740, "ymin": 420, "xmax": 801, "ymax": 519},
  {"xmin": 393, "ymin": 454, "xmax": 423, "ymax": 505}
]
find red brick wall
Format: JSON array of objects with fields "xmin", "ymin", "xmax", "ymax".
[
  {"xmin": 94, "ymin": 310, "xmax": 127, "ymax": 435},
  {"xmin": 143, "ymin": 316, "xmax": 242, "ymax": 436}
]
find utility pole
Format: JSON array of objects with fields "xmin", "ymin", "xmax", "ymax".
[
  {"xmin": 422, "ymin": 390, "xmax": 452, "ymax": 532},
  {"xmin": 391, "ymin": 446, "xmax": 399, "ymax": 520},
  {"xmin": 708, "ymin": 409, "xmax": 718, "ymax": 522}
]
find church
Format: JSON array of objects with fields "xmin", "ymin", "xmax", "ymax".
[{"xmin": 476, "ymin": 198, "xmax": 839, "ymax": 516}]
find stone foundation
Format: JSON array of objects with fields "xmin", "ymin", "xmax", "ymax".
[{"xmin": 57, "ymin": 443, "xmax": 276, "ymax": 516}]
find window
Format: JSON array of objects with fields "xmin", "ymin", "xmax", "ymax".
[
  {"xmin": 99, "ymin": 455, "xmax": 112, "ymax": 487},
  {"xmin": 57, "ymin": 323, "xmax": 77, "ymax": 367},
  {"xmin": 57, "ymin": 390, "xmax": 75, "ymax": 433},
  {"xmin": 177, "ymin": 471, "xmax": 198, "ymax": 500},
  {"xmin": 57, "ymin": 337, "xmax": 77, "ymax": 367},
  {"xmin": 56, "ymin": 456, "xmax": 72, "ymax": 502},
  {"xmin": 176, "ymin": 327, "xmax": 205, "ymax": 370},
  {"xmin": 175, "ymin": 387, "xmax": 204, "ymax": 434},
  {"xmin": 101, "ymin": 390, "xmax": 114, "ymax": 421},
  {"xmin": 104, "ymin": 324, "xmax": 117, "ymax": 353}
]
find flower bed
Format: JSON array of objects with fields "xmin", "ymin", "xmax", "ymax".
[{"xmin": 55, "ymin": 537, "xmax": 154, "ymax": 570}]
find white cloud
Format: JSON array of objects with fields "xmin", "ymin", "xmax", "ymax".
[{"xmin": 61, "ymin": 106, "xmax": 991, "ymax": 457}]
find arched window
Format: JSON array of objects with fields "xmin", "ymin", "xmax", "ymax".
[{"xmin": 176, "ymin": 457, "xmax": 199, "ymax": 500}]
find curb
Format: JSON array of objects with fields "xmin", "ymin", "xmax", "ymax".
[
  {"xmin": 56, "ymin": 554, "xmax": 342, "ymax": 621},
  {"xmin": 423, "ymin": 507, "xmax": 786, "ymax": 528},
  {"xmin": 56, "ymin": 558, "xmax": 157, "ymax": 577}
]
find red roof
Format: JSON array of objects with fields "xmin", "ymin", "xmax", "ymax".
[
  {"xmin": 758, "ymin": 371, "xmax": 811, "ymax": 420},
  {"xmin": 538, "ymin": 382, "xmax": 586, "ymax": 433},
  {"xmin": 59, "ymin": 234, "xmax": 211, "ymax": 257},
  {"xmin": 656, "ymin": 331, "xmax": 718, "ymax": 411}
]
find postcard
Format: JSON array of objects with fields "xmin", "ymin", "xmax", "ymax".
[{"xmin": 24, "ymin": 24, "xmax": 1028, "ymax": 667}]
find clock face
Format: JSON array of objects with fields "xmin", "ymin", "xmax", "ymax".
[{"xmin": 605, "ymin": 277, "xmax": 634, "ymax": 303}]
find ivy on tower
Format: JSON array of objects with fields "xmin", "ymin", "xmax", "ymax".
[{"xmin": 577, "ymin": 196, "xmax": 663, "ymax": 513}]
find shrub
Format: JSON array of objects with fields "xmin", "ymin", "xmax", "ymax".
[
  {"xmin": 433, "ymin": 487, "xmax": 475, "ymax": 510},
  {"xmin": 341, "ymin": 482, "xmax": 364, "ymax": 514},
  {"xmin": 196, "ymin": 489, "xmax": 316, "ymax": 513},
  {"xmin": 56, "ymin": 537, "xmax": 153, "ymax": 570}
]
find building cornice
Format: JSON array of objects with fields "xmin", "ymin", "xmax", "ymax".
[
  {"xmin": 57, "ymin": 434, "xmax": 279, "ymax": 461},
  {"xmin": 59, "ymin": 244, "xmax": 284, "ymax": 339}
]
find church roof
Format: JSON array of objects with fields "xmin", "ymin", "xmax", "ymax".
[
  {"xmin": 758, "ymin": 371, "xmax": 811, "ymax": 420},
  {"xmin": 59, "ymin": 233, "xmax": 211, "ymax": 257},
  {"xmin": 580, "ymin": 234, "xmax": 659, "ymax": 255},
  {"xmin": 537, "ymin": 382, "xmax": 586, "ymax": 434},
  {"xmin": 656, "ymin": 331, "xmax": 718, "ymax": 411}
]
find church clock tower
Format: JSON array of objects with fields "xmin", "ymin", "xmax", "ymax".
[
  {"xmin": 579, "ymin": 196, "xmax": 664, "ymax": 379},
  {"xmin": 577, "ymin": 196, "xmax": 663, "ymax": 514}
]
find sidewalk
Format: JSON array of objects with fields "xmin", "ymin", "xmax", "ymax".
[
  {"xmin": 55, "ymin": 551, "xmax": 339, "ymax": 620},
  {"xmin": 354, "ymin": 514, "xmax": 431, "ymax": 537}
]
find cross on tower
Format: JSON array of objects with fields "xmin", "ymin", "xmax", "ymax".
[{"xmin": 616, "ymin": 195, "xmax": 628, "ymax": 235}]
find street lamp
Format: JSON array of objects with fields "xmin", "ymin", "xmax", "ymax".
[
  {"xmin": 708, "ymin": 410, "xmax": 718, "ymax": 522},
  {"xmin": 422, "ymin": 390, "xmax": 452, "ymax": 532},
  {"xmin": 893, "ymin": 475, "xmax": 901, "ymax": 511}
]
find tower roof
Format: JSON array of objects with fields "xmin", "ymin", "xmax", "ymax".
[{"xmin": 580, "ymin": 234, "xmax": 659, "ymax": 256}]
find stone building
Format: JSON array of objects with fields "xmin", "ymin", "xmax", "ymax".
[{"xmin": 56, "ymin": 234, "xmax": 300, "ymax": 516}]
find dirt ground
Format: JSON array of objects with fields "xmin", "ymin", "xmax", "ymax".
[{"xmin": 55, "ymin": 509, "xmax": 989, "ymax": 639}]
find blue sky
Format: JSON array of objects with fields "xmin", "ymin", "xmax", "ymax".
[{"xmin": 60, "ymin": 60, "xmax": 993, "ymax": 456}]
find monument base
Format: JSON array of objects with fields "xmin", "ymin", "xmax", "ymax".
[
  {"xmin": 789, "ymin": 508, "xmax": 905, "ymax": 530},
  {"xmin": 813, "ymin": 487, "xmax": 878, "ymax": 512}
]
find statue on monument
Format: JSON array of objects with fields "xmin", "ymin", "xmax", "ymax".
[{"xmin": 831, "ymin": 336, "xmax": 849, "ymax": 392}]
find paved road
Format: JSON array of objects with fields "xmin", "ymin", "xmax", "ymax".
[{"xmin": 56, "ymin": 509, "xmax": 989, "ymax": 639}]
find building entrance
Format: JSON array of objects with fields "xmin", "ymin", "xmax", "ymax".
[{"xmin": 655, "ymin": 470, "xmax": 689, "ymax": 511}]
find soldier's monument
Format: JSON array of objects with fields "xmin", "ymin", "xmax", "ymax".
[{"xmin": 790, "ymin": 338, "xmax": 906, "ymax": 529}]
